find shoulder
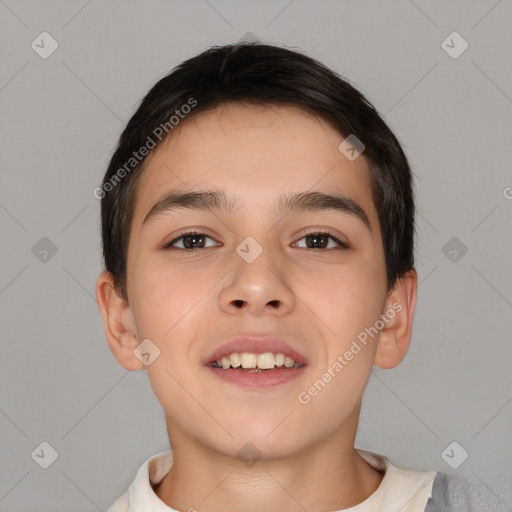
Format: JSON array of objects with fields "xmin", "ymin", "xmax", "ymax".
[{"xmin": 424, "ymin": 472, "xmax": 509, "ymax": 512}]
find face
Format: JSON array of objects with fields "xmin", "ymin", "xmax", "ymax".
[{"xmin": 119, "ymin": 103, "xmax": 391, "ymax": 458}]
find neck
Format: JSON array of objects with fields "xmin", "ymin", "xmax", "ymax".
[{"xmin": 154, "ymin": 420, "xmax": 384, "ymax": 512}]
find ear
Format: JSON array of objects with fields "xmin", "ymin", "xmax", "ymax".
[
  {"xmin": 95, "ymin": 271, "xmax": 144, "ymax": 371},
  {"xmin": 373, "ymin": 268, "xmax": 417, "ymax": 369}
]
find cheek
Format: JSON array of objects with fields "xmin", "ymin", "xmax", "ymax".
[
  {"xmin": 298, "ymin": 259, "xmax": 384, "ymax": 336},
  {"xmin": 131, "ymin": 253, "xmax": 219, "ymax": 337},
  {"xmin": 295, "ymin": 272, "xmax": 380, "ymax": 432},
  {"xmin": 128, "ymin": 264, "xmax": 201, "ymax": 404},
  {"xmin": 130, "ymin": 258, "xmax": 209, "ymax": 332}
]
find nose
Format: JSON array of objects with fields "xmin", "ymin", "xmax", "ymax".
[{"xmin": 219, "ymin": 247, "xmax": 296, "ymax": 317}]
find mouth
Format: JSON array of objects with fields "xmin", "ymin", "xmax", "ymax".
[
  {"xmin": 208, "ymin": 352, "xmax": 305, "ymax": 371},
  {"xmin": 203, "ymin": 336, "xmax": 308, "ymax": 388},
  {"xmin": 203, "ymin": 335, "xmax": 308, "ymax": 368}
]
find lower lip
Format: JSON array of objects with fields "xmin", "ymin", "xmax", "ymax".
[{"xmin": 205, "ymin": 365, "xmax": 307, "ymax": 389}]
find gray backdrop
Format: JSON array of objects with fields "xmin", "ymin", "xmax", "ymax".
[{"xmin": 1, "ymin": 0, "xmax": 511, "ymax": 510}]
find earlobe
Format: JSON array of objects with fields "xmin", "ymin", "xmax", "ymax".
[
  {"xmin": 95, "ymin": 271, "xmax": 145, "ymax": 371},
  {"xmin": 373, "ymin": 269, "xmax": 417, "ymax": 370}
]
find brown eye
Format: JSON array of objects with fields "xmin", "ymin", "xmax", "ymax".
[
  {"xmin": 305, "ymin": 233, "xmax": 329, "ymax": 249},
  {"xmin": 294, "ymin": 231, "xmax": 349, "ymax": 250},
  {"xmin": 164, "ymin": 231, "xmax": 218, "ymax": 250}
]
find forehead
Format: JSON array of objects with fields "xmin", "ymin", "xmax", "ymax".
[{"xmin": 132, "ymin": 103, "xmax": 377, "ymax": 230}]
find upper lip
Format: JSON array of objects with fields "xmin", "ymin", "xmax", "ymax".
[{"xmin": 203, "ymin": 335, "xmax": 309, "ymax": 366}]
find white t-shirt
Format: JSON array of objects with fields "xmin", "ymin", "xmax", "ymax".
[{"xmin": 107, "ymin": 448, "xmax": 437, "ymax": 512}]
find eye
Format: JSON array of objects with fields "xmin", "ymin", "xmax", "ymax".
[
  {"xmin": 163, "ymin": 230, "xmax": 219, "ymax": 251},
  {"xmin": 293, "ymin": 231, "xmax": 349, "ymax": 250}
]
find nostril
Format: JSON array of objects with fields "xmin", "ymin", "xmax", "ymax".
[{"xmin": 233, "ymin": 300, "xmax": 246, "ymax": 308}]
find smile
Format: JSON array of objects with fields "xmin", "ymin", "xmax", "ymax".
[{"xmin": 209, "ymin": 351, "xmax": 304, "ymax": 370}]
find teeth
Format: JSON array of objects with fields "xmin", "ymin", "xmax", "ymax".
[
  {"xmin": 275, "ymin": 353, "xmax": 285, "ymax": 366},
  {"xmin": 284, "ymin": 356, "xmax": 295, "ymax": 368},
  {"xmin": 257, "ymin": 352, "xmax": 275, "ymax": 369},
  {"xmin": 240, "ymin": 353, "xmax": 257, "ymax": 368},
  {"xmin": 211, "ymin": 352, "xmax": 304, "ymax": 370},
  {"xmin": 230, "ymin": 353, "xmax": 241, "ymax": 368}
]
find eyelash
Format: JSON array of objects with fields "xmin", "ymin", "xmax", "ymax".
[{"xmin": 163, "ymin": 229, "xmax": 349, "ymax": 251}]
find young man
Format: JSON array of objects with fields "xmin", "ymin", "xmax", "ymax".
[{"xmin": 96, "ymin": 42, "xmax": 505, "ymax": 511}]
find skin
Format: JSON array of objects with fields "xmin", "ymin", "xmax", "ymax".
[{"xmin": 96, "ymin": 103, "xmax": 417, "ymax": 512}]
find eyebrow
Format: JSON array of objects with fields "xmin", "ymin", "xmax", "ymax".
[{"xmin": 142, "ymin": 188, "xmax": 371, "ymax": 231}]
